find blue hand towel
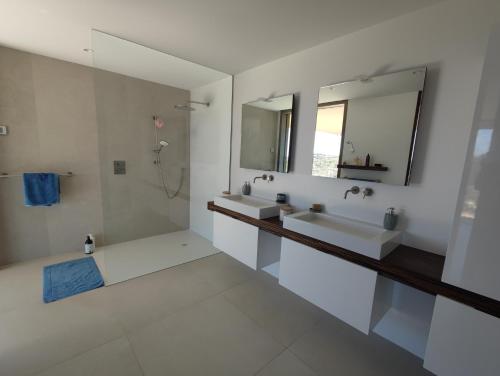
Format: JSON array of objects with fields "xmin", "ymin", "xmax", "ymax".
[{"xmin": 23, "ymin": 173, "xmax": 60, "ymax": 206}]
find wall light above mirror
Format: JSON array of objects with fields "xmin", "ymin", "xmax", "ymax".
[
  {"xmin": 240, "ymin": 94, "xmax": 295, "ymax": 173},
  {"xmin": 312, "ymin": 67, "xmax": 426, "ymax": 186}
]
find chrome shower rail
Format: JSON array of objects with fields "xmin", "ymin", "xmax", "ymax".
[{"xmin": 0, "ymin": 172, "xmax": 74, "ymax": 178}]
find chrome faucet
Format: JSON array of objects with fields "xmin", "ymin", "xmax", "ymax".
[
  {"xmin": 253, "ymin": 174, "xmax": 274, "ymax": 183},
  {"xmin": 344, "ymin": 186, "xmax": 360, "ymax": 199}
]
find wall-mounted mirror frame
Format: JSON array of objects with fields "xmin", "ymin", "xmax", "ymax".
[
  {"xmin": 312, "ymin": 67, "xmax": 427, "ymax": 186},
  {"xmin": 240, "ymin": 94, "xmax": 295, "ymax": 173}
]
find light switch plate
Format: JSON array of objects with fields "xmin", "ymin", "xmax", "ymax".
[{"xmin": 0, "ymin": 125, "xmax": 8, "ymax": 135}]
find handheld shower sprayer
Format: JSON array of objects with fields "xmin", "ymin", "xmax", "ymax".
[
  {"xmin": 152, "ymin": 115, "xmax": 183, "ymax": 199},
  {"xmin": 154, "ymin": 140, "xmax": 169, "ymax": 153}
]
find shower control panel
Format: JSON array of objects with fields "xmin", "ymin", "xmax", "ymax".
[
  {"xmin": 113, "ymin": 160, "xmax": 126, "ymax": 175},
  {"xmin": 0, "ymin": 125, "xmax": 8, "ymax": 135}
]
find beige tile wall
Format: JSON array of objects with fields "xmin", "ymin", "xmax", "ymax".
[
  {"xmin": 0, "ymin": 48, "xmax": 50, "ymax": 264},
  {"xmin": 0, "ymin": 46, "xmax": 190, "ymax": 265},
  {"xmin": 94, "ymin": 69, "xmax": 190, "ymax": 245}
]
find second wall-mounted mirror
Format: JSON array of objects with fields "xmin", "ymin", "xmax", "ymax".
[
  {"xmin": 312, "ymin": 67, "xmax": 426, "ymax": 185},
  {"xmin": 240, "ymin": 94, "xmax": 294, "ymax": 173}
]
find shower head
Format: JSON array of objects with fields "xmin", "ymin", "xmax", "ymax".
[
  {"xmin": 174, "ymin": 100, "xmax": 210, "ymax": 112},
  {"xmin": 174, "ymin": 104, "xmax": 195, "ymax": 111}
]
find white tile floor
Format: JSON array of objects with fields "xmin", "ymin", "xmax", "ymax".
[{"xmin": 0, "ymin": 241, "xmax": 433, "ymax": 376}]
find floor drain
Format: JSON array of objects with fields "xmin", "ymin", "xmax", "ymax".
[{"xmin": 181, "ymin": 243, "xmax": 188, "ymax": 247}]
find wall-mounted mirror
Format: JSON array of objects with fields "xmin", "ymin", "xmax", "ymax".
[
  {"xmin": 240, "ymin": 94, "xmax": 294, "ymax": 172},
  {"xmin": 312, "ymin": 67, "xmax": 426, "ymax": 185}
]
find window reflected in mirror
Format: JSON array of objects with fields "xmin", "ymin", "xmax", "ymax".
[{"xmin": 312, "ymin": 101, "xmax": 347, "ymax": 178}]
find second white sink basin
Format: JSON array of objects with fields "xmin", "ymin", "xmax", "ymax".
[
  {"xmin": 214, "ymin": 195, "xmax": 280, "ymax": 219},
  {"xmin": 283, "ymin": 211, "xmax": 401, "ymax": 260}
]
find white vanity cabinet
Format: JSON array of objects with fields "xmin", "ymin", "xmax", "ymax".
[
  {"xmin": 424, "ymin": 296, "xmax": 500, "ymax": 376},
  {"xmin": 279, "ymin": 238, "xmax": 378, "ymax": 334},
  {"xmin": 213, "ymin": 212, "xmax": 280, "ymax": 270}
]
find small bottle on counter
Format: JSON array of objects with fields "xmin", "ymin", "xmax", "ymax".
[
  {"xmin": 84, "ymin": 234, "xmax": 95, "ymax": 254},
  {"xmin": 276, "ymin": 193, "xmax": 287, "ymax": 203}
]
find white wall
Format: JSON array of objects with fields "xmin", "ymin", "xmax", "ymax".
[
  {"xmin": 231, "ymin": 0, "xmax": 500, "ymax": 254},
  {"xmin": 190, "ymin": 77, "xmax": 233, "ymax": 240}
]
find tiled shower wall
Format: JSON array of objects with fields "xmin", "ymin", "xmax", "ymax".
[
  {"xmin": 94, "ymin": 69, "xmax": 190, "ymax": 245},
  {"xmin": 0, "ymin": 46, "xmax": 190, "ymax": 265}
]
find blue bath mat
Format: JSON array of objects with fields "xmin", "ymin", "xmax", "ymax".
[{"xmin": 43, "ymin": 257, "xmax": 104, "ymax": 303}]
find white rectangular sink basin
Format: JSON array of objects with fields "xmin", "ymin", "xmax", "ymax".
[
  {"xmin": 214, "ymin": 195, "xmax": 280, "ymax": 219},
  {"xmin": 283, "ymin": 211, "xmax": 402, "ymax": 260}
]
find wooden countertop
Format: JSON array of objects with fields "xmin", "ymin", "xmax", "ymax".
[{"xmin": 208, "ymin": 201, "xmax": 500, "ymax": 319}]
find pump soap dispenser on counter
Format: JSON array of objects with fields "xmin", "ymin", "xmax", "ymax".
[
  {"xmin": 383, "ymin": 207, "xmax": 398, "ymax": 230},
  {"xmin": 242, "ymin": 181, "xmax": 251, "ymax": 195}
]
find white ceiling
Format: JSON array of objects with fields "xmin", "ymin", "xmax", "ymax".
[
  {"xmin": 0, "ymin": 0, "xmax": 444, "ymax": 74},
  {"xmin": 92, "ymin": 31, "xmax": 229, "ymax": 90}
]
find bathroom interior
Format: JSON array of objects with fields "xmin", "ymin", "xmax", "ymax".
[{"xmin": 0, "ymin": 0, "xmax": 499, "ymax": 375}]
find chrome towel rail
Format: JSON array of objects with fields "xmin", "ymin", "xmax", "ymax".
[{"xmin": 0, "ymin": 172, "xmax": 74, "ymax": 178}]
